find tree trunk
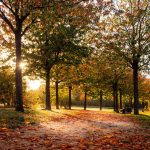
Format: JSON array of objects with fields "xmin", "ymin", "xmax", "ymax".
[
  {"xmin": 142, "ymin": 100, "xmax": 144, "ymax": 112},
  {"xmin": 133, "ymin": 60, "xmax": 139, "ymax": 115},
  {"xmin": 129, "ymin": 97, "xmax": 133, "ymax": 108},
  {"xmin": 113, "ymin": 82, "xmax": 119, "ymax": 113},
  {"xmin": 7, "ymin": 98, "xmax": 10, "ymax": 107},
  {"xmin": 115, "ymin": 82, "xmax": 119, "ymax": 113},
  {"xmin": 99, "ymin": 90, "xmax": 103, "ymax": 110},
  {"xmin": 15, "ymin": 32, "xmax": 24, "ymax": 112},
  {"xmin": 113, "ymin": 87, "xmax": 116, "ymax": 112},
  {"xmin": 84, "ymin": 92, "xmax": 87, "ymax": 110},
  {"xmin": 119, "ymin": 89, "xmax": 122, "ymax": 109},
  {"xmin": 68, "ymin": 85, "xmax": 72, "ymax": 110},
  {"xmin": 45, "ymin": 68, "xmax": 51, "ymax": 110},
  {"xmin": 56, "ymin": 81, "xmax": 59, "ymax": 109}
]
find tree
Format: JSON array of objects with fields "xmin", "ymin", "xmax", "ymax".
[
  {"xmin": 104, "ymin": 0, "xmax": 150, "ymax": 114},
  {"xmin": 0, "ymin": 0, "xmax": 52, "ymax": 111},
  {"xmin": 25, "ymin": 12, "xmax": 90, "ymax": 110},
  {"xmin": 0, "ymin": 66, "xmax": 15, "ymax": 107},
  {"xmin": 87, "ymin": 47, "xmax": 127, "ymax": 112},
  {"xmin": 87, "ymin": 53, "xmax": 107, "ymax": 111},
  {"xmin": 53, "ymin": 66, "xmax": 62, "ymax": 110},
  {"xmin": 74, "ymin": 58, "xmax": 94, "ymax": 109}
]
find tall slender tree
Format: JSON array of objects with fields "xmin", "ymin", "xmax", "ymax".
[{"xmin": 0, "ymin": 0, "xmax": 51, "ymax": 111}]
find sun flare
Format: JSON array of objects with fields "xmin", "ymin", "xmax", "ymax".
[
  {"xmin": 20, "ymin": 62, "xmax": 26, "ymax": 69},
  {"xmin": 28, "ymin": 80, "xmax": 41, "ymax": 90}
]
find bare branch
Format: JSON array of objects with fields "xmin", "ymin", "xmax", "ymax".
[
  {"xmin": 21, "ymin": 17, "xmax": 37, "ymax": 36},
  {"xmin": 0, "ymin": 9, "xmax": 15, "ymax": 33},
  {"xmin": 21, "ymin": 12, "xmax": 30, "ymax": 23},
  {"xmin": 1, "ymin": 0, "xmax": 18, "ymax": 18}
]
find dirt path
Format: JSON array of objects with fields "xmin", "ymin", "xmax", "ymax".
[{"xmin": 0, "ymin": 110, "xmax": 150, "ymax": 150}]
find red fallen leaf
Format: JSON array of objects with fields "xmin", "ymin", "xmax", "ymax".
[
  {"xmin": 104, "ymin": 135, "xmax": 114, "ymax": 138},
  {"xmin": 0, "ymin": 132, "xmax": 7, "ymax": 135},
  {"xmin": 105, "ymin": 144, "xmax": 111, "ymax": 148},
  {"xmin": 0, "ymin": 128, "xmax": 9, "ymax": 132},
  {"xmin": 61, "ymin": 144, "xmax": 69, "ymax": 148},
  {"xmin": 15, "ymin": 131, "xmax": 21, "ymax": 135},
  {"xmin": 78, "ymin": 144, "xmax": 87, "ymax": 149},
  {"xmin": 13, "ymin": 145, "xmax": 25, "ymax": 150},
  {"xmin": 118, "ymin": 143, "xmax": 124, "ymax": 147},
  {"xmin": 30, "ymin": 137, "xmax": 40, "ymax": 142},
  {"xmin": 43, "ymin": 140, "xmax": 52, "ymax": 146},
  {"xmin": 22, "ymin": 136, "xmax": 40, "ymax": 142},
  {"xmin": 29, "ymin": 143, "xmax": 37, "ymax": 148},
  {"xmin": 13, "ymin": 139, "xmax": 19, "ymax": 143},
  {"xmin": 78, "ymin": 138, "xmax": 85, "ymax": 143}
]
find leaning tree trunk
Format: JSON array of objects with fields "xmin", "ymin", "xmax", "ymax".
[
  {"xmin": 15, "ymin": 31, "xmax": 24, "ymax": 112},
  {"xmin": 133, "ymin": 60, "xmax": 139, "ymax": 115},
  {"xmin": 84, "ymin": 92, "xmax": 87, "ymax": 110},
  {"xmin": 55, "ymin": 81, "xmax": 59, "ymax": 109},
  {"xmin": 99, "ymin": 90, "xmax": 103, "ymax": 110},
  {"xmin": 45, "ymin": 68, "xmax": 51, "ymax": 110},
  {"xmin": 68, "ymin": 85, "xmax": 72, "ymax": 110}
]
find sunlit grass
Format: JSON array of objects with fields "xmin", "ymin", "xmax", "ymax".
[
  {"xmin": 0, "ymin": 108, "xmax": 26, "ymax": 128},
  {"xmin": 0, "ymin": 108, "xmax": 53, "ymax": 128},
  {"xmin": 140, "ymin": 110, "xmax": 150, "ymax": 116},
  {"xmin": 0, "ymin": 107, "xmax": 150, "ymax": 129},
  {"xmin": 71, "ymin": 106, "xmax": 114, "ymax": 112}
]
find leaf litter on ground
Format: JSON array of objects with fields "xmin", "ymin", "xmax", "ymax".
[{"xmin": 0, "ymin": 108, "xmax": 150, "ymax": 150}]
